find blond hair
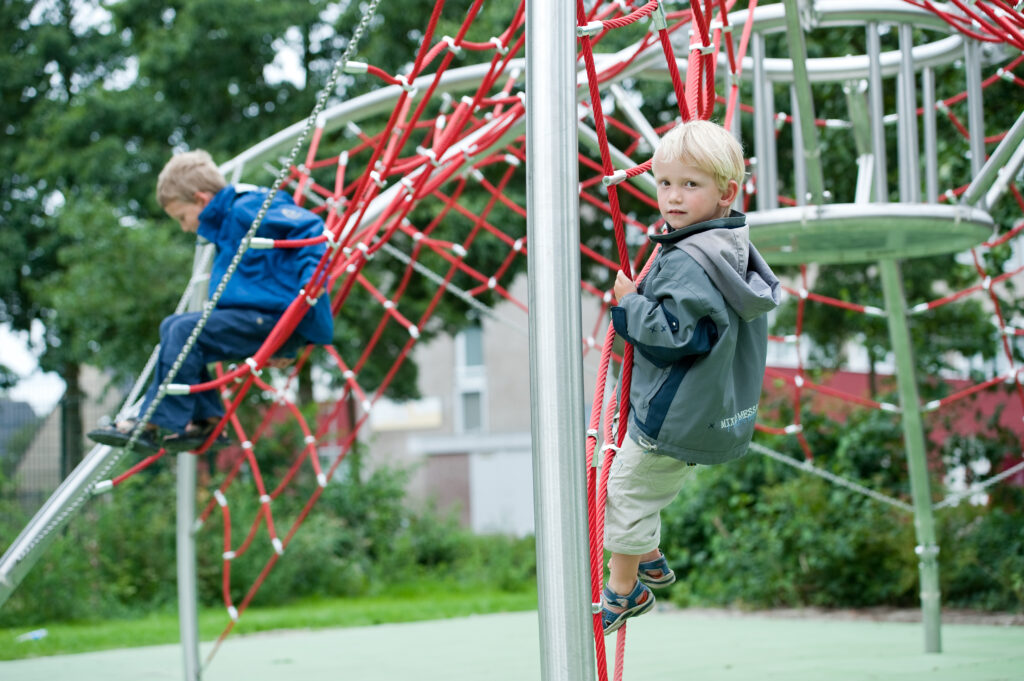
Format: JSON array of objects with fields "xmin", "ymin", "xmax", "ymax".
[
  {"xmin": 156, "ymin": 150, "xmax": 227, "ymax": 207},
  {"xmin": 653, "ymin": 120, "xmax": 745, "ymax": 193}
]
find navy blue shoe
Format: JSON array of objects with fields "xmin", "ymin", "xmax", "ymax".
[
  {"xmin": 601, "ymin": 580, "xmax": 655, "ymax": 635},
  {"xmin": 87, "ymin": 419, "xmax": 164, "ymax": 455}
]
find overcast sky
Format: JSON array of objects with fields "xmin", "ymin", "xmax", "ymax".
[{"xmin": 1, "ymin": 323, "xmax": 65, "ymax": 416}]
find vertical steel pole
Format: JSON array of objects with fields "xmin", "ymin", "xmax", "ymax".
[
  {"xmin": 867, "ymin": 23, "xmax": 888, "ymax": 203},
  {"xmin": 752, "ymin": 32, "xmax": 778, "ymax": 210},
  {"xmin": 178, "ymin": 243, "xmax": 209, "ymax": 680},
  {"xmin": 525, "ymin": 2, "xmax": 595, "ymax": 680},
  {"xmin": 878, "ymin": 260, "xmax": 942, "ymax": 654},
  {"xmin": 964, "ymin": 38, "xmax": 985, "ymax": 178},
  {"xmin": 177, "ymin": 455, "xmax": 201, "ymax": 680},
  {"xmin": 922, "ymin": 67, "xmax": 939, "ymax": 204},
  {"xmin": 790, "ymin": 85, "xmax": 808, "ymax": 207},
  {"xmin": 897, "ymin": 25, "xmax": 920, "ymax": 204}
]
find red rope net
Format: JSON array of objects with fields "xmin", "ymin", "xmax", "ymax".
[{"xmin": 101, "ymin": 0, "xmax": 1023, "ymax": 671}]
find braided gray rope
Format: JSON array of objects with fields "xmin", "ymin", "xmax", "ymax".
[
  {"xmin": 749, "ymin": 441, "xmax": 916, "ymax": 513},
  {"xmin": 932, "ymin": 458, "xmax": 1024, "ymax": 510},
  {"xmin": 120, "ymin": 0, "xmax": 383, "ymax": 457}
]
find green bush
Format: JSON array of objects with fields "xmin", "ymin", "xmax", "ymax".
[
  {"xmin": 657, "ymin": 401, "xmax": 1023, "ymax": 613},
  {"xmin": 0, "ymin": 455, "xmax": 535, "ymax": 628}
]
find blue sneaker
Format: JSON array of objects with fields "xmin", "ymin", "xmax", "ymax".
[
  {"xmin": 601, "ymin": 580, "xmax": 655, "ymax": 635},
  {"xmin": 638, "ymin": 551, "xmax": 676, "ymax": 588}
]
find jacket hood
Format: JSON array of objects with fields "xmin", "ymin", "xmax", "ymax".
[{"xmin": 660, "ymin": 210, "xmax": 780, "ymax": 321}]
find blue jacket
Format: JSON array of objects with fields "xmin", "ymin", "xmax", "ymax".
[
  {"xmin": 198, "ymin": 185, "xmax": 334, "ymax": 345},
  {"xmin": 611, "ymin": 211, "xmax": 780, "ymax": 464}
]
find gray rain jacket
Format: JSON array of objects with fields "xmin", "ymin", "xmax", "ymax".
[{"xmin": 610, "ymin": 210, "xmax": 780, "ymax": 464}]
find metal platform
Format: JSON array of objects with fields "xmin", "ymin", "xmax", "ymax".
[{"xmin": 749, "ymin": 203, "xmax": 995, "ymax": 265}]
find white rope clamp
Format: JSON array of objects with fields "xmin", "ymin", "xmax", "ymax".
[
  {"xmin": 227, "ymin": 606, "xmax": 239, "ymax": 622},
  {"xmin": 245, "ymin": 357, "xmax": 262, "ymax": 376},
  {"xmin": 689, "ymin": 40, "xmax": 715, "ymax": 55},
  {"xmin": 441, "ymin": 35, "xmax": 463, "ymax": 56},
  {"xmin": 416, "ymin": 146, "xmax": 440, "ymax": 167},
  {"xmin": 490, "ymin": 36, "xmax": 509, "ymax": 55},
  {"xmin": 249, "ymin": 237, "xmax": 275, "ymax": 249},
  {"xmin": 394, "ymin": 74, "xmax": 417, "ymax": 94},
  {"xmin": 651, "ymin": 1, "xmax": 668, "ymax": 31},
  {"xmin": 603, "ymin": 169, "xmax": 628, "ymax": 187},
  {"xmin": 214, "ymin": 490, "xmax": 229, "ymax": 508},
  {"xmin": 93, "ymin": 480, "xmax": 114, "ymax": 495},
  {"xmin": 342, "ymin": 61, "xmax": 369, "ymax": 74},
  {"xmin": 272, "ymin": 538, "xmax": 285, "ymax": 555},
  {"xmin": 165, "ymin": 384, "xmax": 192, "ymax": 396},
  {"xmin": 577, "ymin": 20, "xmax": 604, "ymax": 37}
]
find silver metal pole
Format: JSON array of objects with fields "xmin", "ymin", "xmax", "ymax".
[
  {"xmin": 177, "ymin": 455, "xmax": 201, "ymax": 680},
  {"xmin": 782, "ymin": 0, "xmax": 825, "ymax": 204},
  {"xmin": 878, "ymin": 261, "xmax": 943, "ymax": 653},
  {"xmin": 964, "ymin": 39, "xmax": 985, "ymax": 178},
  {"xmin": 752, "ymin": 32, "xmax": 778, "ymax": 210},
  {"xmin": 867, "ymin": 23, "xmax": 888, "ymax": 203},
  {"xmin": 922, "ymin": 67, "xmax": 939, "ymax": 204},
  {"xmin": 790, "ymin": 85, "xmax": 808, "ymax": 207},
  {"xmin": 897, "ymin": 25, "xmax": 920, "ymax": 204},
  {"xmin": 961, "ymin": 111, "xmax": 1024, "ymax": 209},
  {"xmin": 526, "ymin": 1, "xmax": 594, "ymax": 680}
]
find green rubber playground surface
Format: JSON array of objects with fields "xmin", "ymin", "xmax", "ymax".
[{"xmin": 2, "ymin": 609, "xmax": 1021, "ymax": 680}]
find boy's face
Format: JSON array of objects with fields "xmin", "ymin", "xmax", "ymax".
[
  {"xmin": 652, "ymin": 156, "xmax": 736, "ymax": 231},
  {"xmin": 164, "ymin": 192, "xmax": 213, "ymax": 233}
]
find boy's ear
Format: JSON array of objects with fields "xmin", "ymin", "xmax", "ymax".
[
  {"xmin": 192, "ymin": 190, "xmax": 214, "ymax": 207},
  {"xmin": 719, "ymin": 179, "xmax": 739, "ymax": 206}
]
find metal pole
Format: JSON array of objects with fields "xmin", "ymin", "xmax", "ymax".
[
  {"xmin": 177, "ymin": 455, "xmax": 201, "ymax": 680},
  {"xmin": 964, "ymin": 38, "xmax": 985, "ymax": 178},
  {"xmin": 878, "ymin": 260, "xmax": 942, "ymax": 654},
  {"xmin": 781, "ymin": 0, "xmax": 825, "ymax": 204},
  {"xmin": 752, "ymin": 32, "xmax": 778, "ymax": 210},
  {"xmin": 790, "ymin": 85, "xmax": 807, "ymax": 207},
  {"xmin": 922, "ymin": 67, "xmax": 939, "ymax": 204},
  {"xmin": 867, "ymin": 23, "xmax": 888, "ymax": 203},
  {"xmin": 526, "ymin": 2, "xmax": 594, "ymax": 680},
  {"xmin": 897, "ymin": 25, "xmax": 920, "ymax": 204}
]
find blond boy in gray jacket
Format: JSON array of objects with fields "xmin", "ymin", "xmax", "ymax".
[{"xmin": 603, "ymin": 120, "xmax": 780, "ymax": 634}]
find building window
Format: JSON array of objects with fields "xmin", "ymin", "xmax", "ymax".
[
  {"xmin": 456, "ymin": 324, "xmax": 486, "ymax": 433},
  {"xmin": 460, "ymin": 391, "xmax": 483, "ymax": 432}
]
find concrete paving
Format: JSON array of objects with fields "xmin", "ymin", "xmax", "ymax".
[{"xmin": 2, "ymin": 609, "xmax": 1022, "ymax": 681}]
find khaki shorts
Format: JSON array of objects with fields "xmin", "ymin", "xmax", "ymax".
[{"xmin": 604, "ymin": 434, "xmax": 696, "ymax": 555}]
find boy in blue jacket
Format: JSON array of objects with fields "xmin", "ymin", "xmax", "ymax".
[
  {"xmin": 89, "ymin": 150, "xmax": 333, "ymax": 454},
  {"xmin": 602, "ymin": 121, "xmax": 780, "ymax": 633}
]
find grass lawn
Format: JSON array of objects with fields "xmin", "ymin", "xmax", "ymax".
[{"xmin": 0, "ymin": 583, "xmax": 537, "ymax": 661}]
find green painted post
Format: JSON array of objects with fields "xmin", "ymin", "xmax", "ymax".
[{"xmin": 878, "ymin": 258, "xmax": 942, "ymax": 653}]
